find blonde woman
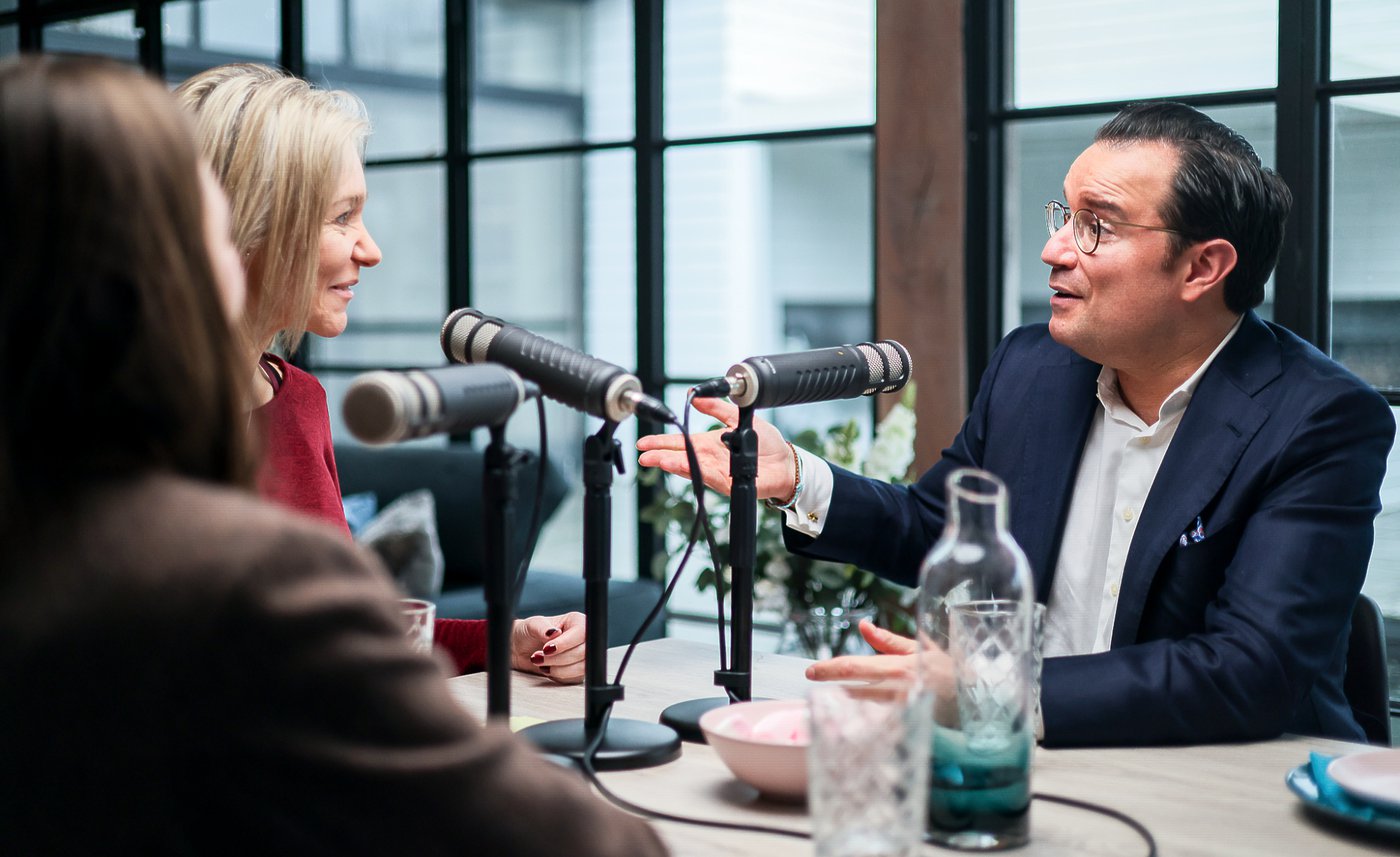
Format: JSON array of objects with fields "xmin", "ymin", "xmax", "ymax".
[{"xmin": 177, "ymin": 64, "xmax": 585, "ymax": 681}]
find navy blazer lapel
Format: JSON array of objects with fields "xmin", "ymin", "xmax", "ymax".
[
  {"xmin": 1112, "ymin": 313, "xmax": 1280, "ymax": 647},
  {"xmin": 1015, "ymin": 357, "xmax": 1099, "ymax": 602}
]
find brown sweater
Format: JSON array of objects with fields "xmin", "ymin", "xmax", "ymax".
[{"xmin": 0, "ymin": 474, "xmax": 666, "ymax": 856}]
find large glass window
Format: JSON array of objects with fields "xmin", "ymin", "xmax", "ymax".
[
  {"xmin": 664, "ymin": 0, "xmax": 874, "ymax": 140},
  {"xmin": 164, "ymin": 1, "xmax": 280, "ymax": 83},
  {"xmin": 1331, "ymin": 94, "xmax": 1400, "ymax": 389},
  {"xmin": 472, "ymin": 0, "xmax": 633, "ymax": 151},
  {"xmin": 1011, "ymin": 0, "xmax": 1276, "ymax": 108},
  {"xmin": 44, "ymin": 11, "xmax": 139, "ymax": 62},
  {"xmin": 1331, "ymin": 0, "xmax": 1400, "ymax": 82},
  {"xmin": 664, "ymin": 135, "xmax": 873, "ymax": 439},
  {"xmin": 308, "ymin": 0, "xmax": 443, "ymax": 161},
  {"xmin": 469, "ymin": 149, "xmax": 638, "ymax": 574},
  {"xmin": 13, "ymin": 0, "xmax": 876, "ymax": 628}
]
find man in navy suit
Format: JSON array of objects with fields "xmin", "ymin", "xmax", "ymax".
[{"xmin": 639, "ymin": 101, "xmax": 1395, "ymax": 747}]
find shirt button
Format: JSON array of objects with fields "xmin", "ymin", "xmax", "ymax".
[
  {"xmin": 1121, "ymin": 507, "xmax": 1134, "ymax": 522},
  {"xmin": 1110, "ymin": 583, "xmax": 1120, "ymax": 597}
]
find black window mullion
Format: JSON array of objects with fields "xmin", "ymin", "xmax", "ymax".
[
  {"xmin": 17, "ymin": 0, "xmax": 39, "ymax": 50},
  {"xmin": 447, "ymin": 0, "xmax": 470, "ymax": 316},
  {"xmin": 279, "ymin": 0, "xmax": 304, "ymax": 77},
  {"xmin": 134, "ymin": 0, "xmax": 160, "ymax": 74},
  {"xmin": 634, "ymin": 0, "xmax": 664, "ymax": 580},
  {"xmin": 964, "ymin": 0, "xmax": 1006, "ymax": 405},
  {"xmin": 1273, "ymin": 0, "xmax": 1327, "ymax": 350}
]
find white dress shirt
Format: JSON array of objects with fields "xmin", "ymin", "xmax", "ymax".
[{"xmin": 781, "ymin": 316, "xmax": 1244, "ymax": 658}]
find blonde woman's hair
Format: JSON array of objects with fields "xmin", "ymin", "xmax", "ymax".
[{"xmin": 176, "ymin": 63, "xmax": 369, "ymax": 356}]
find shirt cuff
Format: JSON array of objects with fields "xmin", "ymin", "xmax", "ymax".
[{"xmin": 778, "ymin": 448, "xmax": 833, "ymax": 538}]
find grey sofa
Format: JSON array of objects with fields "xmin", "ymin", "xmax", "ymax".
[{"xmin": 335, "ymin": 443, "xmax": 666, "ymax": 647}]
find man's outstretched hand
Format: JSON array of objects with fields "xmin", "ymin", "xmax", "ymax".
[{"xmin": 635, "ymin": 396, "xmax": 797, "ymax": 501}]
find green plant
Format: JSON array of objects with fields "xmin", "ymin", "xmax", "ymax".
[{"xmin": 640, "ymin": 385, "xmax": 920, "ymax": 640}]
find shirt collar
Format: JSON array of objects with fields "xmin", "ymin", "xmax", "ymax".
[{"xmin": 1095, "ymin": 314, "xmax": 1245, "ymax": 427}]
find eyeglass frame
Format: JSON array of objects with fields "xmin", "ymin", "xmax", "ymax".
[{"xmin": 1044, "ymin": 200, "xmax": 1183, "ymax": 255}]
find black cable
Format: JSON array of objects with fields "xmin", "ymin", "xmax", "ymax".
[
  {"xmin": 508, "ymin": 395, "xmax": 549, "ymax": 614},
  {"xmin": 679, "ymin": 389, "xmax": 730, "ymax": 674},
  {"xmin": 1032, "ymin": 792, "xmax": 1157, "ymax": 857},
  {"xmin": 612, "ymin": 396, "xmax": 726, "ymax": 686},
  {"xmin": 580, "ymin": 748, "xmax": 1159, "ymax": 856},
  {"xmin": 580, "ymin": 706, "xmax": 809, "ymax": 841}
]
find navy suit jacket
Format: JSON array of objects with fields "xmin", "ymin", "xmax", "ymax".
[{"xmin": 791, "ymin": 312, "xmax": 1394, "ymax": 747}]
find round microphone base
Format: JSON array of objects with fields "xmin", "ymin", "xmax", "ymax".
[
  {"xmin": 520, "ymin": 717, "xmax": 681, "ymax": 771},
  {"xmin": 660, "ymin": 696, "xmax": 773, "ymax": 743},
  {"xmin": 659, "ymin": 697, "xmax": 729, "ymax": 743}
]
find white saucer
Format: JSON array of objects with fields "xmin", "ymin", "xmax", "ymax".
[{"xmin": 1328, "ymin": 750, "xmax": 1400, "ymax": 812}]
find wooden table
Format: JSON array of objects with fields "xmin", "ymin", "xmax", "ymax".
[{"xmin": 446, "ymin": 637, "xmax": 1390, "ymax": 856}]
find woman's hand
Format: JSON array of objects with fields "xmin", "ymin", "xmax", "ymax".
[
  {"xmin": 511, "ymin": 612, "xmax": 586, "ymax": 684},
  {"xmin": 636, "ymin": 397, "xmax": 797, "ymax": 501}
]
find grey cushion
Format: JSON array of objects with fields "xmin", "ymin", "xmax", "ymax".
[
  {"xmin": 335, "ymin": 443, "xmax": 667, "ymax": 642},
  {"xmin": 356, "ymin": 489, "xmax": 444, "ymax": 600},
  {"xmin": 336, "ymin": 443, "xmax": 568, "ymax": 590}
]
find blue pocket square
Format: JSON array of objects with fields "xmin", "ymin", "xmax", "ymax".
[{"xmin": 1178, "ymin": 515, "xmax": 1206, "ymax": 547}]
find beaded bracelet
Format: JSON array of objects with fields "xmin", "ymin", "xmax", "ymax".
[{"xmin": 765, "ymin": 441, "xmax": 804, "ymax": 511}]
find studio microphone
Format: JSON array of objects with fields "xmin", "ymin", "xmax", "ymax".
[
  {"xmin": 692, "ymin": 341, "xmax": 912, "ymax": 409},
  {"xmin": 441, "ymin": 308, "xmax": 675, "ymax": 424},
  {"xmin": 343, "ymin": 364, "xmax": 538, "ymax": 445}
]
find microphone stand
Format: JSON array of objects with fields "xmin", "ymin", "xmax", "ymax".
[
  {"xmin": 483, "ymin": 423, "xmax": 525, "ymax": 721},
  {"xmin": 659, "ymin": 404, "xmax": 762, "ymax": 741},
  {"xmin": 521, "ymin": 421, "xmax": 681, "ymax": 769}
]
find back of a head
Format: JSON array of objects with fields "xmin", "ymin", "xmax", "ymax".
[
  {"xmin": 176, "ymin": 63, "xmax": 370, "ymax": 356},
  {"xmin": 1095, "ymin": 101, "xmax": 1293, "ymax": 314},
  {"xmin": 0, "ymin": 55, "xmax": 253, "ymax": 536}
]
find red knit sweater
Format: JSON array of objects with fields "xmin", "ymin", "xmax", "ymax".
[{"xmin": 255, "ymin": 354, "xmax": 487, "ymax": 674}]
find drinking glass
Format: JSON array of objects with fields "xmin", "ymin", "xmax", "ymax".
[
  {"xmin": 928, "ymin": 599, "xmax": 1034, "ymax": 850},
  {"xmin": 400, "ymin": 597, "xmax": 435, "ymax": 655},
  {"xmin": 807, "ymin": 681, "xmax": 932, "ymax": 857},
  {"xmin": 1030, "ymin": 602, "xmax": 1046, "ymax": 732}
]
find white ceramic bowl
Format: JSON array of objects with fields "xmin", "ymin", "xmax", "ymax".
[{"xmin": 699, "ymin": 699, "xmax": 809, "ymax": 802}]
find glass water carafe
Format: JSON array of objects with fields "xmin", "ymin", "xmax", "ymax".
[{"xmin": 916, "ymin": 467, "xmax": 1036, "ymax": 851}]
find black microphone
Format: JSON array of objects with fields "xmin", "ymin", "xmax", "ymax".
[
  {"xmin": 692, "ymin": 341, "xmax": 912, "ymax": 409},
  {"xmin": 342, "ymin": 364, "xmax": 539, "ymax": 445},
  {"xmin": 441, "ymin": 308, "xmax": 675, "ymax": 424}
]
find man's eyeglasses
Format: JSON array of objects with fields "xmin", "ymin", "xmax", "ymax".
[{"xmin": 1044, "ymin": 200, "xmax": 1182, "ymax": 255}]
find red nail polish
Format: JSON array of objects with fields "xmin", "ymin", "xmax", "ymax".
[
  {"xmin": 545, "ymin": 628, "xmax": 559, "ymax": 638},
  {"xmin": 530, "ymin": 652, "xmax": 544, "ymax": 664},
  {"xmin": 543, "ymin": 643, "xmax": 557, "ymax": 655}
]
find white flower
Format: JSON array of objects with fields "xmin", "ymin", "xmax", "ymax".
[
  {"xmin": 765, "ymin": 555, "xmax": 791, "ymax": 583},
  {"xmin": 863, "ymin": 402, "xmax": 917, "ymax": 482},
  {"xmin": 754, "ymin": 577, "xmax": 787, "ymax": 610}
]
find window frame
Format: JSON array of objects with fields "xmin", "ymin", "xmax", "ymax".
[{"xmin": 2, "ymin": 0, "xmax": 879, "ymax": 616}]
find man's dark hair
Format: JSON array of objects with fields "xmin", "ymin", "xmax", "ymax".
[{"xmin": 1095, "ymin": 101, "xmax": 1292, "ymax": 313}]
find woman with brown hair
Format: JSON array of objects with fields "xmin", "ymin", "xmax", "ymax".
[
  {"xmin": 176, "ymin": 63, "xmax": 586, "ymax": 682},
  {"xmin": 0, "ymin": 54, "xmax": 664, "ymax": 856}
]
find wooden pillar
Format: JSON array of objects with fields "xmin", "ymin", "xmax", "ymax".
[{"xmin": 876, "ymin": 0, "xmax": 966, "ymax": 471}]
